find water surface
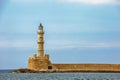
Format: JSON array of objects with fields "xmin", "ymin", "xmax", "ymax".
[{"xmin": 0, "ymin": 72, "xmax": 120, "ymax": 80}]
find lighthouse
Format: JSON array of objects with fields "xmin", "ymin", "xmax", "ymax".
[
  {"xmin": 28, "ymin": 23, "xmax": 52, "ymax": 70},
  {"xmin": 38, "ymin": 23, "xmax": 44, "ymax": 58}
]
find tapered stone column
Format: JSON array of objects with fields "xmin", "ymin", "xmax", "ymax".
[{"xmin": 38, "ymin": 23, "xmax": 44, "ymax": 58}]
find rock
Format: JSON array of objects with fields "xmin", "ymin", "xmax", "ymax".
[{"xmin": 12, "ymin": 68, "xmax": 39, "ymax": 73}]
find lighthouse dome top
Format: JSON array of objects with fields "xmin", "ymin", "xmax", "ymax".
[
  {"xmin": 38, "ymin": 23, "xmax": 43, "ymax": 30},
  {"xmin": 38, "ymin": 23, "xmax": 44, "ymax": 33}
]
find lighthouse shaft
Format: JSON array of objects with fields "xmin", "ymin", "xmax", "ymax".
[{"xmin": 38, "ymin": 24, "xmax": 44, "ymax": 57}]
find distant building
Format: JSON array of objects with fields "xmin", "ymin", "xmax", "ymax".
[{"xmin": 28, "ymin": 24, "xmax": 120, "ymax": 72}]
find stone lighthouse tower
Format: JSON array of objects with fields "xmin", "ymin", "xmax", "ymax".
[
  {"xmin": 38, "ymin": 23, "xmax": 44, "ymax": 58},
  {"xmin": 28, "ymin": 23, "xmax": 52, "ymax": 70}
]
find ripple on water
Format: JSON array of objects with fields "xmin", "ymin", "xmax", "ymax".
[{"xmin": 0, "ymin": 73, "xmax": 120, "ymax": 80}]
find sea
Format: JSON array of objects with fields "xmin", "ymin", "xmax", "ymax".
[{"xmin": 0, "ymin": 70, "xmax": 120, "ymax": 80}]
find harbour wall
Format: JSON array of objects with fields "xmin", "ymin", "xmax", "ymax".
[{"xmin": 53, "ymin": 64, "xmax": 120, "ymax": 71}]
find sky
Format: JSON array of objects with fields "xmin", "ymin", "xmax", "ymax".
[{"xmin": 0, "ymin": 0, "xmax": 120, "ymax": 69}]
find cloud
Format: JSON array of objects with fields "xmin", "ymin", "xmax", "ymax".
[
  {"xmin": 0, "ymin": 39, "xmax": 36, "ymax": 49},
  {"xmin": 0, "ymin": 38, "xmax": 120, "ymax": 50},
  {"xmin": 46, "ymin": 40, "xmax": 120, "ymax": 50},
  {"xmin": 61, "ymin": 0, "xmax": 118, "ymax": 4},
  {"xmin": 11, "ymin": 0, "xmax": 120, "ymax": 5}
]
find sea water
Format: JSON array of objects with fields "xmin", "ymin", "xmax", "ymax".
[{"xmin": 0, "ymin": 71, "xmax": 120, "ymax": 80}]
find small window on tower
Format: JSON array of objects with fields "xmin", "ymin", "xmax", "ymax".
[{"xmin": 39, "ymin": 37, "xmax": 42, "ymax": 40}]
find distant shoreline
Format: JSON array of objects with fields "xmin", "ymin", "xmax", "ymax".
[
  {"xmin": 12, "ymin": 68, "xmax": 120, "ymax": 73},
  {"xmin": 0, "ymin": 69, "xmax": 15, "ymax": 73}
]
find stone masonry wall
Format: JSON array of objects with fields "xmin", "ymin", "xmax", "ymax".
[
  {"xmin": 53, "ymin": 64, "xmax": 120, "ymax": 71},
  {"xmin": 28, "ymin": 57, "xmax": 51, "ymax": 71}
]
